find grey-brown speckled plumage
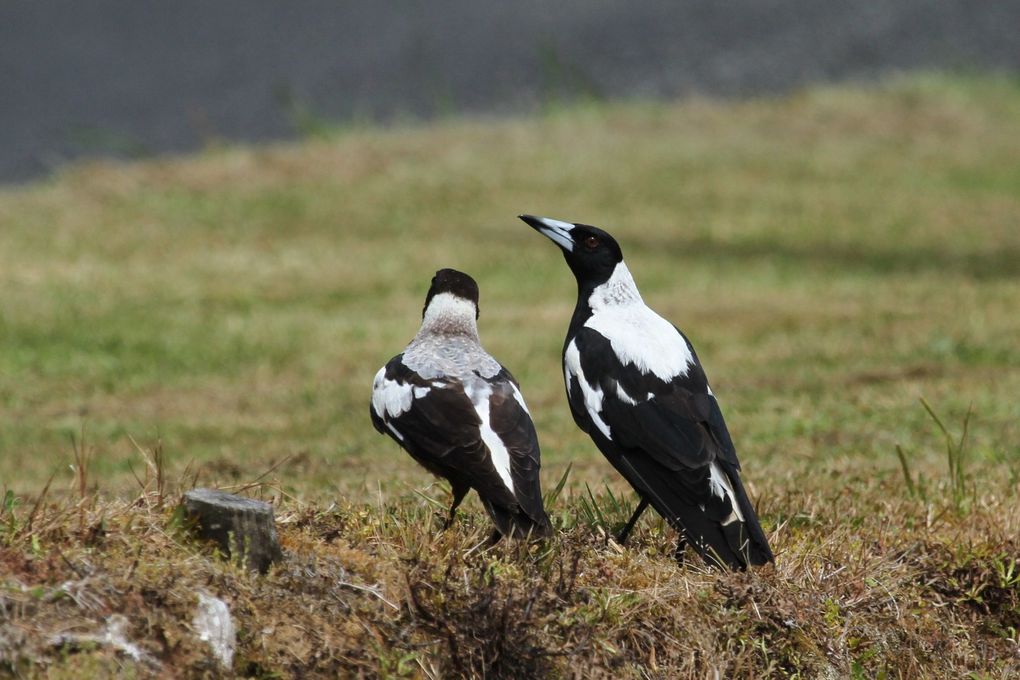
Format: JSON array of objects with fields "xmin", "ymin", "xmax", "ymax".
[{"xmin": 402, "ymin": 293, "xmax": 501, "ymax": 380}]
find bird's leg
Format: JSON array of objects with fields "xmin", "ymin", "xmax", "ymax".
[
  {"xmin": 486, "ymin": 529, "xmax": 503, "ymax": 547},
  {"xmin": 442, "ymin": 484, "xmax": 469, "ymax": 530},
  {"xmin": 616, "ymin": 496, "xmax": 650, "ymax": 545},
  {"xmin": 674, "ymin": 538, "xmax": 688, "ymax": 564}
]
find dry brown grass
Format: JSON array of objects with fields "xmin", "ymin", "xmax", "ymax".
[{"xmin": 1, "ymin": 463, "xmax": 1018, "ymax": 677}]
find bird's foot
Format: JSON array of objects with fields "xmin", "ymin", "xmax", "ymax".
[{"xmin": 673, "ymin": 539, "xmax": 688, "ymax": 564}]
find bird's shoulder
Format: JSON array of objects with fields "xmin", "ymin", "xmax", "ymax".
[
  {"xmin": 479, "ymin": 364, "xmax": 527, "ymax": 404},
  {"xmin": 579, "ymin": 302, "xmax": 697, "ymax": 383},
  {"xmin": 479, "ymin": 365, "xmax": 536, "ymax": 433},
  {"xmin": 372, "ymin": 354, "xmax": 478, "ymax": 425},
  {"xmin": 567, "ymin": 322, "xmax": 706, "ymax": 397}
]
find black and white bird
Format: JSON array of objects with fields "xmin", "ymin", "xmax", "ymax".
[
  {"xmin": 370, "ymin": 268, "xmax": 552, "ymax": 539},
  {"xmin": 520, "ymin": 215, "xmax": 773, "ymax": 569}
]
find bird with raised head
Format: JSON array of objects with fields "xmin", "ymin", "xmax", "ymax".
[
  {"xmin": 370, "ymin": 268, "xmax": 552, "ymax": 539},
  {"xmin": 520, "ymin": 215, "xmax": 773, "ymax": 569}
]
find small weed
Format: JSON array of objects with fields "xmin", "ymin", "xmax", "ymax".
[
  {"xmin": 921, "ymin": 397, "xmax": 974, "ymax": 512},
  {"xmin": 993, "ymin": 553, "xmax": 1020, "ymax": 590},
  {"xmin": 894, "ymin": 444, "xmax": 921, "ymax": 500},
  {"xmin": 576, "ymin": 483, "xmax": 635, "ymax": 537},
  {"xmin": 372, "ymin": 647, "xmax": 419, "ymax": 679},
  {"xmin": 822, "ymin": 597, "xmax": 842, "ymax": 629},
  {"xmin": 543, "ymin": 463, "xmax": 572, "ymax": 509},
  {"xmin": 69, "ymin": 423, "xmax": 95, "ymax": 536},
  {"xmin": 895, "ymin": 398, "xmax": 976, "ymax": 513},
  {"xmin": 128, "ymin": 435, "xmax": 167, "ymax": 510},
  {"xmin": 1, "ymin": 488, "xmax": 19, "ymax": 543}
]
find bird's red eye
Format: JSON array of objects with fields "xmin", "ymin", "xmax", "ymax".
[{"xmin": 584, "ymin": 235, "xmax": 600, "ymax": 250}]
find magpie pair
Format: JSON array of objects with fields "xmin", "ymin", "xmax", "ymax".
[{"xmin": 370, "ymin": 218, "xmax": 773, "ymax": 569}]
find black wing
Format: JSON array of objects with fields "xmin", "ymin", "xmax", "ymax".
[
  {"xmin": 484, "ymin": 367, "xmax": 552, "ymax": 534},
  {"xmin": 565, "ymin": 327, "xmax": 772, "ymax": 568},
  {"xmin": 371, "ymin": 356, "xmax": 550, "ymax": 537}
]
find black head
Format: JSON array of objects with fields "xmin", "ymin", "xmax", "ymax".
[
  {"xmin": 519, "ymin": 214, "xmax": 624, "ymax": 287},
  {"xmin": 423, "ymin": 268, "xmax": 480, "ymax": 319}
]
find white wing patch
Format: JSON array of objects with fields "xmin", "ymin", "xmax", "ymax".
[
  {"xmin": 586, "ymin": 262, "xmax": 694, "ymax": 381},
  {"xmin": 509, "ymin": 382, "xmax": 531, "ymax": 415},
  {"xmin": 464, "ymin": 381, "xmax": 515, "ymax": 495},
  {"xmin": 615, "ymin": 382, "xmax": 640, "ymax": 406},
  {"xmin": 709, "ymin": 461, "xmax": 745, "ymax": 525},
  {"xmin": 371, "ymin": 368, "xmax": 429, "ymax": 439},
  {"xmin": 564, "ymin": 340, "xmax": 612, "ymax": 439},
  {"xmin": 372, "ymin": 368, "xmax": 417, "ymax": 419}
]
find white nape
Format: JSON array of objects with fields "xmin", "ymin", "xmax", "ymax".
[{"xmin": 420, "ymin": 292, "xmax": 479, "ymax": 333}]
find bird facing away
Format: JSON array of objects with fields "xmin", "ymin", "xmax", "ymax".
[
  {"xmin": 520, "ymin": 215, "xmax": 773, "ymax": 569},
  {"xmin": 370, "ymin": 268, "xmax": 552, "ymax": 539}
]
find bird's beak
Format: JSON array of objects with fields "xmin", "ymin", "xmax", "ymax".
[{"xmin": 519, "ymin": 214, "xmax": 575, "ymax": 252}]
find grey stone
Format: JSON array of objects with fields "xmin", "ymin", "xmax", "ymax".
[{"xmin": 181, "ymin": 488, "xmax": 283, "ymax": 574}]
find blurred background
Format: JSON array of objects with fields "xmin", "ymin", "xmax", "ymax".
[{"xmin": 3, "ymin": 0, "xmax": 1020, "ymax": 183}]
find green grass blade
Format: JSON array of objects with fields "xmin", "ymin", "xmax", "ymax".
[
  {"xmin": 894, "ymin": 444, "xmax": 916, "ymax": 497},
  {"xmin": 544, "ymin": 463, "xmax": 572, "ymax": 508}
]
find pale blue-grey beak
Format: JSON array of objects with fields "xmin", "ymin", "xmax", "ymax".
[{"xmin": 519, "ymin": 214, "xmax": 575, "ymax": 252}]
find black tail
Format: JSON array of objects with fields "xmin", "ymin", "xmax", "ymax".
[
  {"xmin": 481, "ymin": 499, "xmax": 552, "ymax": 540},
  {"xmin": 723, "ymin": 464, "xmax": 774, "ymax": 566},
  {"xmin": 614, "ymin": 455, "xmax": 772, "ymax": 570}
]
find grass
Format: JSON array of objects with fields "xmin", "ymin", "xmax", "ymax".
[{"xmin": 1, "ymin": 73, "xmax": 1019, "ymax": 676}]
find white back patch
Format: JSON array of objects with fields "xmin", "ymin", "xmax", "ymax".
[
  {"xmin": 565, "ymin": 340, "xmax": 612, "ymax": 439},
  {"xmin": 585, "ymin": 262, "xmax": 693, "ymax": 381},
  {"xmin": 465, "ymin": 381, "xmax": 515, "ymax": 495}
]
